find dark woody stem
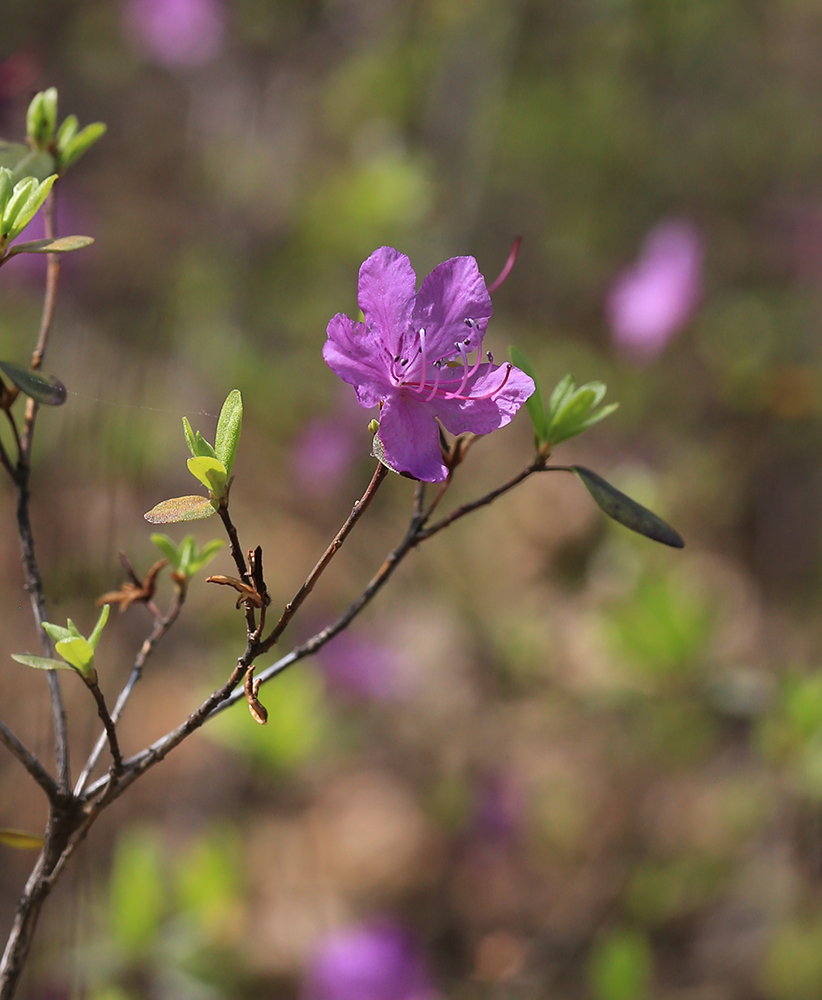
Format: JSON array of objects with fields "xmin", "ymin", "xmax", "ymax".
[
  {"xmin": 216, "ymin": 503, "xmax": 257, "ymax": 635},
  {"xmin": 86, "ymin": 682, "xmax": 123, "ymax": 774},
  {"xmin": 0, "ymin": 720, "xmax": 59, "ymax": 800},
  {"xmin": 259, "ymin": 461, "xmax": 388, "ymax": 654}
]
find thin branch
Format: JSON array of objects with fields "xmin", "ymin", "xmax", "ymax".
[
  {"xmin": 0, "ymin": 434, "xmax": 14, "ymax": 481},
  {"xmin": 86, "ymin": 682, "xmax": 122, "ymax": 774},
  {"xmin": 4, "ymin": 410, "xmax": 21, "ymax": 465},
  {"xmin": 0, "ymin": 719, "xmax": 59, "ymax": 800},
  {"xmin": 259, "ymin": 461, "xmax": 388, "ymax": 653},
  {"xmin": 216, "ymin": 503, "xmax": 257, "ymax": 635},
  {"xmin": 74, "ymin": 591, "xmax": 185, "ymax": 795}
]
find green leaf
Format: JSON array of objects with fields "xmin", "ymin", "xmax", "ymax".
[
  {"xmin": 547, "ymin": 374, "xmax": 576, "ymax": 425},
  {"xmin": 509, "ymin": 346, "xmax": 548, "ymax": 441},
  {"xmin": 572, "ymin": 466, "xmax": 685, "ymax": 548},
  {"xmin": 55, "ymin": 636, "xmax": 95, "ymax": 674},
  {"xmin": 56, "ymin": 114, "xmax": 79, "ymax": 151},
  {"xmin": 194, "ymin": 431, "xmax": 217, "ymax": 460},
  {"xmin": 65, "ymin": 619, "xmax": 84, "ymax": 639},
  {"xmin": 5, "ymin": 235, "xmax": 94, "ymax": 257},
  {"xmin": 11, "ymin": 653, "xmax": 76, "ymax": 672},
  {"xmin": 7, "ymin": 174, "xmax": 57, "ymax": 241},
  {"xmin": 214, "ymin": 389, "xmax": 242, "ymax": 477},
  {"xmin": 0, "ymin": 361, "xmax": 67, "ymax": 406},
  {"xmin": 571, "ymin": 402, "xmax": 620, "ymax": 435},
  {"xmin": 187, "ymin": 456, "xmax": 227, "ymax": 496},
  {"xmin": 151, "ymin": 533, "xmax": 180, "ymax": 567},
  {"xmin": 59, "ymin": 122, "xmax": 106, "ymax": 171},
  {"xmin": 182, "ymin": 417, "xmax": 197, "ymax": 457},
  {"xmin": 1, "ymin": 178, "xmax": 36, "ymax": 235},
  {"xmin": 26, "ymin": 90, "xmax": 56, "ymax": 148},
  {"xmin": 0, "ymin": 143, "xmax": 54, "ymax": 182},
  {"xmin": 178, "ymin": 535, "xmax": 196, "ymax": 574},
  {"xmin": 0, "ymin": 168, "xmax": 12, "ymax": 216},
  {"xmin": 144, "ymin": 496, "xmax": 218, "ymax": 524},
  {"xmin": 187, "ymin": 539, "xmax": 223, "ymax": 576},
  {"xmin": 0, "ymin": 829, "xmax": 45, "ymax": 850},
  {"xmin": 588, "ymin": 928, "xmax": 653, "ymax": 1000},
  {"xmin": 42, "ymin": 622, "xmax": 73, "ymax": 644},
  {"xmin": 549, "ymin": 387, "xmax": 600, "ymax": 444},
  {"xmin": 88, "ymin": 603, "xmax": 110, "ymax": 650}
]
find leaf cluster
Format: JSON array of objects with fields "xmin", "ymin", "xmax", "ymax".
[
  {"xmin": 151, "ymin": 534, "xmax": 223, "ymax": 579},
  {"xmin": 26, "ymin": 88, "xmax": 107, "ymax": 173},
  {"xmin": 11, "ymin": 605, "xmax": 110, "ymax": 683}
]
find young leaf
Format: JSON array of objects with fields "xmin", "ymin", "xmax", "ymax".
[
  {"xmin": 0, "ymin": 829, "xmax": 45, "ymax": 850},
  {"xmin": 572, "ymin": 466, "xmax": 685, "ymax": 548},
  {"xmin": 151, "ymin": 533, "xmax": 180, "ymax": 567},
  {"xmin": 187, "ymin": 539, "xmax": 223, "ymax": 576},
  {"xmin": 144, "ymin": 496, "xmax": 218, "ymax": 524},
  {"xmin": 59, "ymin": 122, "xmax": 106, "ymax": 171},
  {"xmin": 11, "ymin": 653, "xmax": 76, "ymax": 672},
  {"xmin": 6, "ymin": 174, "xmax": 57, "ymax": 241},
  {"xmin": 5, "ymin": 235, "xmax": 94, "ymax": 258},
  {"xmin": 183, "ymin": 417, "xmax": 198, "ymax": 458},
  {"xmin": 0, "ymin": 143, "xmax": 54, "ymax": 183},
  {"xmin": 187, "ymin": 456, "xmax": 227, "ymax": 497},
  {"xmin": 549, "ymin": 386, "xmax": 601, "ymax": 444},
  {"xmin": 42, "ymin": 622, "xmax": 73, "ymax": 644},
  {"xmin": 214, "ymin": 389, "xmax": 242, "ymax": 477},
  {"xmin": 194, "ymin": 431, "xmax": 218, "ymax": 460},
  {"xmin": 178, "ymin": 535, "xmax": 196, "ymax": 574},
  {"xmin": 56, "ymin": 114, "xmax": 79, "ymax": 150},
  {"xmin": 88, "ymin": 603, "xmax": 110, "ymax": 650},
  {"xmin": 0, "ymin": 169, "xmax": 12, "ymax": 216},
  {"xmin": 1, "ymin": 178, "xmax": 36, "ymax": 235},
  {"xmin": 0, "ymin": 362, "xmax": 66, "ymax": 406},
  {"xmin": 547, "ymin": 374, "xmax": 576, "ymax": 425},
  {"xmin": 65, "ymin": 619, "xmax": 84, "ymax": 639},
  {"xmin": 509, "ymin": 346, "xmax": 548, "ymax": 441},
  {"xmin": 54, "ymin": 636, "xmax": 95, "ymax": 674}
]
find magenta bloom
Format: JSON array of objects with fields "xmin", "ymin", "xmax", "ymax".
[
  {"xmin": 304, "ymin": 922, "xmax": 437, "ymax": 1000},
  {"xmin": 122, "ymin": 0, "xmax": 226, "ymax": 69},
  {"xmin": 323, "ymin": 247, "xmax": 535, "ymax": 482},
  {"xmin": 606, "ymin": 219, "xmax": 703, "ymax": 359}
]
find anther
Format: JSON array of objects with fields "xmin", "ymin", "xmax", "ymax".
[{"xmin": 486, "ymin": 351, "xmax": 494, "ymax": 363}]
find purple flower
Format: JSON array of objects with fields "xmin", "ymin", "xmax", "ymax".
[
  {"xmin": 323, "ymin": 247, "xmax": 535, "ymax": 482},
  {"xmin": 318, "ymin": 632, "xmax": 411, "ymax": 703},
  {"xmin": 304, "ymin": 922, "xmax": 437, "ymax": 1000},
  {"xmin": 606, "ymin": 219, "xmax": 703, "ymax": 359},
  {"xmin": 122, "ymin": 0, "xmax": 226, "ymax": 70}
]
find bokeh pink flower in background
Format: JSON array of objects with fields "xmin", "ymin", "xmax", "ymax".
[
  {"xmin": 317, "ymin": 631, "xmax": 412, "ymax": 703},
  {"xmin": 122, "ymin": 0, "xmax": 226, "ymax": 70},
  {"xmin": 303, "ymin": 922, "xmax": 437, "ymax": 1000},
  {"xmin": 606, "ymin": 219, "xmax": 703, "ymax": 360}
]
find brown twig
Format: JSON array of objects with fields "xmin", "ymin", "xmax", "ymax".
[
  {"xmin": 259, "ymin": 461, "xmax": 388, "ymax": 654},
  {"xmin": 0, "ymin": 720, "xmax": 58, "ymax": 801},
  {"xmin": 86, "ymin": 682, "xmax": 123, "ymax": 774}
]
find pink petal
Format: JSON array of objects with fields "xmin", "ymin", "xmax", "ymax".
[
  {"xmin": 433, "ymin": 363, "xmax": 535, "ymax": 436},
  {"xmin": 378, "ymin": 394, "xmax": 448, "ymax": 482},
  {"xmin": 323, "ymin": 313, "xmax": 392, "ymax": 408},
  {"xmin": 408, "ymin": 256, "xmax": 492, "ymax": 364},
  {"xmin": 358, "ymin": 247, "xmax": 417, "ymax": 358}
]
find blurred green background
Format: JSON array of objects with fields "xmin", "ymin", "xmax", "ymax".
[{"xmin": 3, "ymin": 1, "xmax": 822, "ymax": 997}]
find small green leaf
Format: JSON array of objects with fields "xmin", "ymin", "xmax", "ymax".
[
  {"xmin": 1, "ymin": 178, "xmax": 36, "ymax": 235},
  {"xmin": 178, "ymin": 535, "xmax": 196, "ymax": 574},
  {"xmin": 0, "ymin": 142, "xmax": 54, "ymax": 183},
  {"xmin": 194, "ymin": 431, "xmax": 217, "ymax": 460},
  {"xmin": 65, "ymin": 619, "xmax": 84, "ymax": 639},
  {"xmin": 0, "ymin": 361, "xmax": 67, "ymax": 406},
  {"xmin": 56, "ymin": 114, "xmax": 79, "ymax": 151},
  {"xmin": 7, "ymin": 174, "xmax": 57, "ymax": 241},
  {"xmin": 26, "ymin": 90, "xmax": 57, "ymax": 149},
  {"xmin": 547, "ymin": 374, "xmax": 576, "ymax": 425},
  {"xmin": 11, "ymin": 653, "xmax": 76, "ymax": 672},
  {"xmin": 214, "ymin": 389, "xmax": 242, "ymax": 477},
  {"xmin": 187, "ymin": 539, "xmax": 223, "ymax": 576},
  {"xmin": 42, "ymin": 622, "xmax": 73, "ymax": 644},
  {"xmin": 0, "ymin": 168, "xmax": 12, "ymax": 216},
  {"xmin": 187, "ymin": 456, "xmax": 227, "ymax": 496},
  {"xmin": 572, "ymin": 466, "xmax": 685, "ymax": 548},
  {"xmin": 572, "ymin": 402, "xmax": 620, "ymax": 435},
  {"xmin": 549, "ymin": 386, "xmax": 600, "ymax": 444},
  {"xmin": 144, "ymin": 496, "xmax": 218, "ymax": 524},
  {"xmin": 151, "ymin": 533, "xmax": 180, "ymax": 567},
  {"xmin": 509, "ymin": 346, "xmax": 548, "ymax": 441},
  {"xmin": 88, "ymin": 603, "xmax": 110, "ymax": 650},
  {"xmin": 55, "ymin": 636, "xmax": 95, "ymax": 674},
  {"xmin": 182, "ymin": 417, "xmax": 197, "ymax": 458},
  {"xmin": 59, "ymin": 122, "xmax": 106, "ymax": 171},
  {"xmin": 0, "ymin": 829, "xmax": 45, "ymax": 850},
  {"xmin": 5, "ymin": 235, "xmax": 94, "ymax": 257}
]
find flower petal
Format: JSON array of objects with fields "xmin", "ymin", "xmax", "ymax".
[
  {"xmin": 358, "ymin": 247, "xmax": 417, "ymax": 358},
  {"xmin": 378, "ymin": 393, "xmax": 448, "ymax": 482},
  {"xmin": 323, "ymin": 313, "xmax": 392, "ymax": 408},
  {"xmin": 433, "ymin": 363, "xmax": 535, "ymax": 436},
  {"xmin": 407, "ymin": 256, "xmax": 493, "ymax": 364}
]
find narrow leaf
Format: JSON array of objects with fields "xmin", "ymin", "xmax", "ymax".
[
  {"xmin": 214, "ymin": 389, "xmax": 242, "ymax": 477},
  {"xmin": 509, "ymin": 346, "xmax": 548, "ymax": 441},
  {"xmin": 0, "ymin": 829, "xmax": 45, "ymax": 850},
  {"xmin": 0, "ymin": 142, "xmax": 54, "ymax": 182},
  {"xmin": 178, "ymin": 534, "xmax": 196, "ymax": 574},
  {"xmin": 547, "ymin": 374, "xmax": 576, "ymax": 424},
  {"xmin": 572, "ymin": 466, "xmax": 685, "ymax": 548},
  {"xmin": 572, "ymin": 402, "xmax": 620, "ymax": 434},
  {"xmin": 187, "ymin": 539, "xmax": 223, "ymax": 576},
  {"xmin": 151, "ymin": 533, "xmax": 181, "ymax": 567},
  {"xmin": 7, "ymin": 174, "xmax": 57, "ymax": 241},
  {"xmin": 65, "ymin": 619, "xmax": 84, "ymax": 639},
  {"xmin": 6, "ymin": 235, "xmax": 94, "ymax": 257},
  {"xmin": 194, "ymin": 431, "xmax": 217, "ymax": 460},
  {"xmin": 11, "ymin": 653, "xmax": 77, "ymax": 672},
  {"xmin": 42, "ymin": 622, "xmax": 73, "ymax": 644},
  {"xmin": 144, "ymin": 496, "xmax": 218, "ymax": 524},
  {"xmin": 60, "ymin": 122, "xmax": 106, "ymax": 170},
  {"xmin": 88, "ymin": 602, "xmax": 110, "ymax": 650},
  {"xmin": 55, "ymin": 636, "xmax": 95, "ymax": 673},
  {"xmin": 0, "ymin": 361, "xmax": 66, "ymax": 406},
  {"xmin": 56, "ymin": 114, "xmax": 79, "ymax": 150},
  {"xmin": 187, "ymin": 456, "xmax": 227, "ymax": 496},
  {"xmin": 182, "ymin": 417, "xmax": 198, "ymax": 457}
]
